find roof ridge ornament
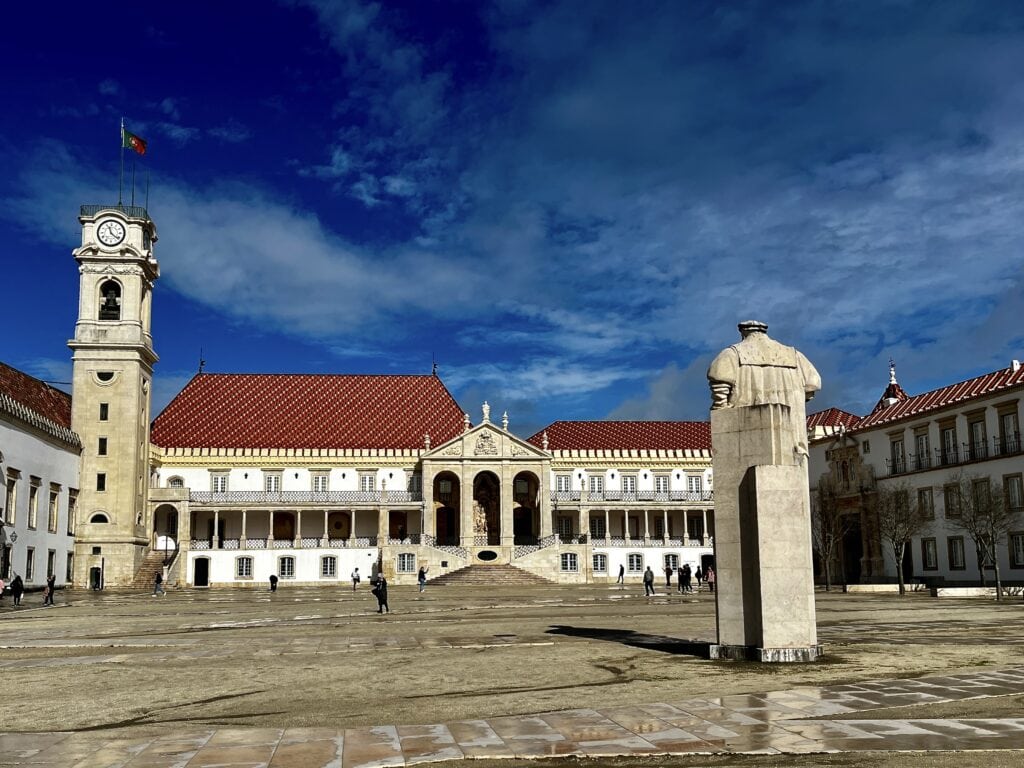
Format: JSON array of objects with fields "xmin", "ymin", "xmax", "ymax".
[
  {"xmin": 889, "ymin": 357, "xmax": 897, "ymax": 385},
  {"xmin": 502, "ymin": 410, "xmax": 508, "ymax": 431},
  {"xmin": 482, "ymin": 401, "xmax": 490, "ymax": 423}
]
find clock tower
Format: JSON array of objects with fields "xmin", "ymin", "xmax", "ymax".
[{"xmin": 69, "ymin": 205, "xmax": 159, "ymax": 587}]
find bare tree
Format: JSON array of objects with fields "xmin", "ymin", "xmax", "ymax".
[
  {"xmin": 875, "ymin": 480, "xmax": 929, "ymax": 595},
  {"xmin": 950, "ymin": 472, "xmax": 1017, "ymax": 600},
  {"xmin": 811, "ymin": 478, "xmax": 855, "ymax": 591}
]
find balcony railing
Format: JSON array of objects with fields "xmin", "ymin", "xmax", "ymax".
[
  {"xmin": 887, "ymin": 432, "xmax": 1024, "ymax": 476},
  {"xmin": 189, "ymin": 536, "xmax": 379, "ymax": 551},
  {"xmin": 189, "ymin": 490, "xmax": 422, "ymax": 505},
  {"xmin": 551, "ymin": 490, "xmax": 714, "ymax": 503},
  {"xmin": 81, "ymin": 203, "xmax": 150, "ymax": 220}
]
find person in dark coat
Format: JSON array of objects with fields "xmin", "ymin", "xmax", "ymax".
[
  {"xmin": 269, "ymin": 574, "xmax": 278, "ymax": 592},
  {"xmin": 153, "ymin": 572, "xmax": 165, "ymax": 596},
  {"xmin": 372, "ymin": 575, "xmax": 389, "ymax": 613},
  {"xmin": 417, "ymin": 566, "xmax": 428, "ymax": 593},
  {"xmin": 11, "ymin": 574, "xmax": 24, "ymax": 606},
  {"xmin": 694, "ymin": 565, "xmax": 703, "ymax": 589},
  {"xmin": 676, "ymin": 565, "xmax": 685, "ymax": 593},
  {"xmin": 681, "ymin": 563, "xmax": 693, "ymax": 593},
  {"xmin": 44, "ymin": 574, "xmax": 56, "ymax": 605},
  {"xmin": 642, "ymin": 566, "xmax": 655, "ymax": 596},
  {"xmin": 616, "ymin": 564, "xmax": 625, "ymax": 585},
  {"xmin": 664, "ymin": 564, "xmax": 673, "ymax": 588}
]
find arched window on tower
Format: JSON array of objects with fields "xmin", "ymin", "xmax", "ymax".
[{"xmin": 98, "ymin": 280, "xmax": 122, "ymax": 321}]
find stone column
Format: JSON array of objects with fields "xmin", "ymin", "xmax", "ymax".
[
  {"xmin": 268, "ymin": 510, "xmax": 275, "ymax": 546},
  {"xmin": 663, "ymin": 509, "xmax": 669, "ymax": 542},
  {"xmin": 539, "ymin": 473, "xmax": 552, "ymax": 539},
  {"xmin": 604, "ymin": 509, "xmax": 610, "ymax": 543},
  {"xmin": 624, "ymin": 511, "xmax": 631, "ymax": 541},
  {"xmin": 212, "ymin": 510, "xmax": 220, "ymax": 549},
  {"xmin": 321, "ymin": 509, "xmax": 329, "ymax": 547},
  {"xmin": 461, "ymin": 472, "xmax": 474, "ymax": 548},
  {"xmin": 578, "ymin": 507, "xmax": 588, "ymax": 542},
  {"xmin": 294, "ymin": 510, "xmax": 303, "ymax": 548},
  {"xmin": 500, "ymin": 466, "xmax": 514, "ymax": 548},
  {"xmin": 643, "ymin": 509, "xmax": 650, "ymax": 543},
  {"xmin": 377, "ymin": 505, "xmax": 388, "ymax": 545},
  {"xmin": 422, "ymin": 469, "xmax": 435, "ymax": 540},
  {"xmin": 240, "ymin": 509, "xmax": 247, "ymax": 548},
  {"xmin": 702, "ymin": 509, "xmax": 709, "ymax": 544},
  {"xmin": 350, "ymin": 509, "xmax": 357, "ymax": 543}
]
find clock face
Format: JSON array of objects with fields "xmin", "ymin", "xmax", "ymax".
[{"xmin": 97, "ymin": 220, "xmax": 126, "ymax": 247}]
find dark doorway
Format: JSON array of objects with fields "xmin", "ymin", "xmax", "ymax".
[
  {"xmin": 436, "ymin": 506, "xmax": 458, "ymax": 545},
  {"xmin": 841, "ymin": 515, "xmax": 863, "ymax": 584},
  {"xmin": 901, "ymin": 545, "xmax": 914, "ymax": 583},
  {"xmin": 389, "ymin": 510, "xmax": 408, "ymax": 540},
  {"xmin": 513, "ymin": 507, "xmax": 535, "ymax": 544},
  {"xmin": 473, "ymin": 471, "xmax": 501, "ymax": 545},
  {"xmin": 193, "ymin": 558, "xmax": 210, "ymax": 587}
]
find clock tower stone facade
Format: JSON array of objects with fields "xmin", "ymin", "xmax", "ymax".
[{"xmin": 69, "ymin": 205, "xmax": 160, "ymax": 587}]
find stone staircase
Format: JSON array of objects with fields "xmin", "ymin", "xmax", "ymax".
[
  {"xmin": 428, "ymin": 563, "xmax": 553, "ymax": 586},
  {"xmin": 130, "ymin": 549, "xmax": 175, "ymax": 590}
]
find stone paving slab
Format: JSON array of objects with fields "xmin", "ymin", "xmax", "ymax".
[{"xmin": 4, "ymin": 665, "xmax": 1024, "ymax": 766}]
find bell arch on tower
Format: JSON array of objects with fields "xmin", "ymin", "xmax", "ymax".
[{"xmin": 97, "ymin": 279, "xmax": 123, "ymax": 320}]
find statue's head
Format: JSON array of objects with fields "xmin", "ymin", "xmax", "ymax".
[{"xmin": 738, "ymin": 320, "xmax": 768, "ymax": 337}]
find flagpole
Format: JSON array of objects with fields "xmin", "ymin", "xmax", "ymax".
[
  {"xmin": 145, "ymin": 170, "xmax": 151, "ymax": 211},
  {"xmin": 118, "ymin": 117, "xmax": 125, "ymax": 206},
  {"xmin": 131, "ymin": 158, "xmax": 136, "ymax": 206}
]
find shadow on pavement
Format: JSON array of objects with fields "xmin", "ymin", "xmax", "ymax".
[{"xmin": 546, "ymin": 625, "xmax": 712, "ymax": 658}]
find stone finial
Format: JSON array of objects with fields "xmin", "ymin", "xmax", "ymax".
[
  {"xmin": 463, "ymin": 413, "xmax": 471, "ymax": 432},
  {"xmin": 542, "ymin": 431, "xmax": 549, "ymax": 451},
  {"xmin": 482, "ymin": 401, "xmax": 491, "ymax": 422},
  {"xmin": 502, "ymin": 410, "xmax": 509, "ymax": 430},
  {"xmin": 889, "ymin": 357, "xmax": 897, "ymax": 385},
  {"xmin": 424, "ymin": 433, "xmax": 431, "ymax": 450}
]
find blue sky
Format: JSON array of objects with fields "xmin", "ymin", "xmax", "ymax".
[{"xmin": 2, "ymin": 1, "xmax": 1023, "ymax": 438}]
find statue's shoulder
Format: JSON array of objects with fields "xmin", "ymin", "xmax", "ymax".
[{"xmin": 734, "ymin": 334, "xmax": 798, "ymax": 368}]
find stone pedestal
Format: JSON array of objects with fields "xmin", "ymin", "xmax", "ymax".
[{"xmin": 709, "ymin": 404, "xmax": 821, "ymax": 662}]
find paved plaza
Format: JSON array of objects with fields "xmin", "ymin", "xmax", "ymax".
[{"xmin": 2, "ymin": 582, "xmax": 1024, "ymax": 766}]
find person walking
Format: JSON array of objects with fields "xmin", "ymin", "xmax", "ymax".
[
  {"xmin": 705, "ymin": 566, "xmax": 716, "ymax": 592},
  {"xmin": 694, "ymin": 565, "xmax": 703, "ymax": 590},
  {"xmin": 269, "ymin": 574, "xmax": 278, "ymax": 593},
  {"xmin": 664, "ymin": 564, "xmax": 673, "ymax": 589},
  {"xmin": 11, "ymin": 574, "xmax": 24, "ymax": 606},
  {"xmin": 681, "ymin": 563, "xmax": 692, "ymax": 594},
  {"xmin": 372, "ymin": 574, "xmax": 389, "ymax": 613},
  {"xmin": 676, "ymin": 565, "xmax": 685, "ymax": 593},
  {"xmin": 351, "ymin": 568, "xmax": 361, "ymax": 592},
  {"xmin": 616, "ymin": 563, "xmax": 625, "ymax": 585},
  {"xmin": 153, "ymin": 571, "xmax": 165, "ymax": 596},
  {"xmin": 642, "ymin": 566, "xmax": 655, "ymax": 596},
  {"xmin": 417, "ymin": 566, "xmax": 428, "ymax": 593},
  {"xmin": 43, "ymin": 574, "xmax": 56, "ymax": 605}
]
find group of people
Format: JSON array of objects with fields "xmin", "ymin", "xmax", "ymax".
[
  {"xmin": 638, "ymin": 563, "xmax": 715, "ymax": 596},
  {"xmin": 0, "ymin": 574, "xmax": 53, "ymax": 607},
  {"xmin": 263, "ymin": 564, "xmax": 431, "ymax": 615}
]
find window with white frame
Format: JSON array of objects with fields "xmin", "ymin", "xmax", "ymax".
[
  {"xmin": 687, "ymin": 475, "xmax": 703, "ymax": 494},
  {"xmin": 264, "ymin": 472, "xmax": 282, "ymax": 493},
  {"xmin": 28, "ymin": 479, "xmax": 39, "ymax": 529},
  {"xmin": 589, "ymin": 475, "xmax": 604, "ymax": 494},
  {"xmin": 556, "ymin": 475, "xmax": 571, "ymax": 493},
  {"xmin": 48, "ymin": 485, "xmax": 59, "ymax": 532},
  {"xmin": 408, "ymin": 474, "xmax": 422, "ymax": 494},
  {"xmin": 589, "ymin": 516, "xmax": 606, "ymax": 539},
  {"xmin": 557, "ymin": 516, "xmax": 573, "ymax": 538},
  {"xmin": 947, "ymin": 537, "xmax": 965, "ymax": 570},
  {"xmin": 627, "ymin": 553, "xmax": 643, "ymax": 572},
  {"xmin": 592, "ymin": 553, "xmax": 607, "ymax": 572},
  {"xmin": 359, "ymin": 474, "xmax": 376, "ymax": 493},
  {"xmin": 560, "ymin": 552, "xmax": 579, "ymax": 572},
  {"xmin": 1005, "ymin": 474, "xmax": 1023, "ymax": 512},
  {"xmin": 654, "ymin": 475, "xmax": 670, "ymax": 494},
  {"xmin": 621, "ymin": 475, "xmax": 636, "ymax": 494},
  {"xmin": 168, "ymin": 476, "xmax": 184, "ymax": 489},
  {"xmin": 236, "ymin": 557, "xmax": 253, "ymax": 578},
  {"xmin": 664, "ymin": 553, "xmax": 678, "ymax": 570},
  {"xmin": 321, "ymin": 556, "xmax": 337, "ymax": 577},
  {"xmin": 921, "ymin": 538, "xmax": 938, "ymax": 570},
  {"xmin": 279, "ymin": 556, "xmax": 295, "ymax": 578},
  {"xmin": 67, "ymin": 489, "xmax": 77, "ymax": 535},
  {"xmin": 1010, "ymin": 533, "xmax": 1024, "ymax": 568},
  {"xmin": 4, "ymin": 471, "xmax": 16, "ymax": 524},
  {"xmin": 397, "ymin": 553, "xmax": 416, "ymax": 573},
  {"xmin": 211, "ymin": 473, "xmax": 229, "ymax": 493},
  {"xmin": 311, "ymin": 473, "xmax": 329, "ymax": 493}
]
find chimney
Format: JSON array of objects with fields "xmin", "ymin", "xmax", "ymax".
[{"xmin": 1012, "ymin": 360, "xmax": 1021, "ymax": 373}]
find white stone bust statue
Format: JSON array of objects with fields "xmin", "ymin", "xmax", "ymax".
[{"xmin": 707, "ymin": 320, "xmax": 821, "ymax": 411}]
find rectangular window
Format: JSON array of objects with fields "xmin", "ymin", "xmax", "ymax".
[
  {"xmin": 972, "ymin": 478, "xmax": 991, "ymax": 509},
  {"xmin": 397, "ymin": 553, "xmax": 416, "ymax": 573},
  {"xmin": 664, "ymin": 553, "xmax": 679, "ymax": 571},
  {"xmin": 66, "ymin": 552, "xmax": 74, "ymax": 582},
  {"xmin": 438, "ymin": 479, "xmax": 452, "ymax": 496},
  {"xmin": 588, "ymin": 475, "xmax": 604, "ymax": 494},
  {"xmin": 890, "ymin": 437, "xmax": 905, "ymax": 473},
  {"xmin": 1004, "ymin": 474, "xmax": 1023, "ymax": 512},
  {"xmin": 589, "ymin": 516, "xmax": 606, "ymax": 539},
  {"xmin": 48, "ymin": 485, "xmax": 59, "ymax": 532},
  {"xmin": 311, "ymin": 473, "xmax": 329, "ymax": 493},
  {"xmin": 98, "ymin": 437, "xmax": 108, "ymax": 456},
  {"xmin": 999, "ymin": 410, "xmax": 1020, "ymax": 454},
  {"xmin": 922, "ymin": 538, "xmax": 938, "ymax": 570},
  {"xmin": 28, "ymin": 480, "xmax": 39, "ymax": 529},
  {"xmin": 96, "ymin": 473, "xmax": 106, "ymax": 492},
  {"xmin": 1010, "ymin": 533, "xmax": 1024, "ymax": 569},
  {"xmin": 4, "ymin": 472, "xmax": 16, "ymax": 524},
  {"xmin": 26, "ymin": 548, "xmax": 35, "ymax": 580},
  {"xmin": 947, "ymin": 537, "xmax": 966, "ymax": 570},
  {"xmin": 627, "ymin": 553, "xmax": 643, "ymax": 572},
  {"xmin": 264, "ymin": 473, "xmax": 281, "ymax": 493},
  {"xmin": 654, "ymin": 475, "xmax": 670, "ymax": 494},
  {"xmin": 67, "ymin": 489, "xmax": 77, "ymax": 535},
  {"xmin": 557, "ymin": 516, "xmax": 573, "ymax": 538},
  {"xmin": 914, "ymin": 432, "xmax": 930, "ymax": 470},
  {"xmin": 278, "ymin": 556, "xmax": 295, "ymax": 578},
  {"xmin": 940, "ymin": 425, "xmax": 957, "ymax": 464},
  {"xmin": 560, "ymin": 552, "xmax": 579, "ymax": 572},
  {"xmin": 321, "ymin": 556, "xmax": 337, "ymax": 577},
  {"xmin": 943, "ymin": 485, "xmax": 961, "ymax": 518},
  {"xmin": 211, "ymin": 474, "xmax": 228, "ymax": 493},
  {"xmin": 862, "ymin": 440, "xmax": 871, "ymax": 454},
  {"xmin": 621, "ymin": 475, "xmax": 636, "ymax": 494},
  {"xmin": 592, "ymin": 553, "xmax": 607, "ymax": 573},
  {"xmin": 555, "ymin": 475, "xmax": 571, "ymax": 493},
  {"xmin": 968, "ymin": 418, "xmax": 988, "ymax": 460},
  {"xmin": 360, "ymin": 474, "xmax": 376, "ymax": 493},
  {"xmin": 99, "ymin": 403, "xmax": 109, "ymax": 421},
  {"xmin": 408, "ymin": 474, "xmax": 422, "ymax": 494},
  {"xmin": 687, "ymin": 475, "xmax": 703, "ymax": 494},
  {"xmin": 514, "ymin": 478, "xmax": 529, "ymax": 495},
  {"xmin": 917, "ymin": 488, "xmax": 934, "ymax": 520},
  {"xmin": 47, "ymin": 550, "xmax": 56, "ymax": 578},
  {"xmin": 236, "ymin": 557, "xmax": 253, "ymax": 578},
  {"xmin": 653, "ymin": 517, "xmax": 665, "ymax": 538}
]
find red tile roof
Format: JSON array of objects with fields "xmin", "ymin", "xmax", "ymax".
[
  {"xmin": 151, "ymin": 373, "xmax": 465, "ymax": 449},
  {"xmin": 855, "ymin": 363, "xmax": 1024, "ymax": 431},
  {"xmin": 528, "ymin": 421, "xmax": 711, "ymax": 451},
  {"xmin": 806, "ymin": 408, "xmax": 861, "ymax": 430},
  {"xmin": 0, "ymin": 361, "xmax": 79, "ymax": 447}
]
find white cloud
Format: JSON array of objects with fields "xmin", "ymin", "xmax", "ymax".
[{"xmin": 98, "ymin": 79, "xmax": 120, "ymax": 96}]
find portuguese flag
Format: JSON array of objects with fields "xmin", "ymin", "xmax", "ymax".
[{"xmin": 122, "ymin": 126, "xmax": 147, "ymax": 156}]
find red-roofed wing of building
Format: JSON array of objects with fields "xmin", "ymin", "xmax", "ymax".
[
  {"xmin": 855, "ymin": 362, "xmax": 1024, "ymax": 431},
  {"xmin": 807, "ymin": 408, "xmax": 861, "ymax": 431},
  {"xmin": 528, "ymin": 421, "xmax": 711, "ymax": 452},
  {"xmin": 0, "ymin": 361, "xmax": 79, "ymax": 447},
  {"xmin": 150, "ymin": 373, "xmax": 465, "ymax": 449}
]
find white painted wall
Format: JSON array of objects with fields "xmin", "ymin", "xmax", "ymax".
[{"xmin": 186, "ymin": 546, "xmax": 379, "ymax": 586}]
